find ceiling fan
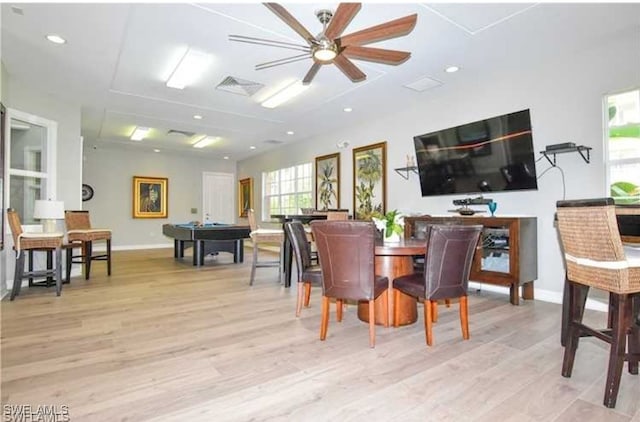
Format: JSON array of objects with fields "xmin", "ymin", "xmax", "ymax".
[{"xmin": 229, "ymin": 3, "xmax": 417, "ymax": 85}]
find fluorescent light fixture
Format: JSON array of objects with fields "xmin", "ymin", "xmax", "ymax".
[
  {"xmin": 261, "ymin": 81, "xmax": 309, "ymax": 109},
  {"xmin": 193, "ymin": 114, "xmax": 203, "ymax": 120},
  {"xmin": 193, "ymin": 136, "xmax": 218, "ymax": 149},
  {"xmin": 46, "ymin": 34, "xmax": 66, "ymax": 44},
  {"xmin": 166, "ymin": 49, "xmax": 211, "ymax": 90},
  {"xmin": 130, "ymin": 127, "xmax": 150, "ymax": 141},
  {"xmin": 445, "ymin": 65, "xmax": 460, "ymax": 73}
]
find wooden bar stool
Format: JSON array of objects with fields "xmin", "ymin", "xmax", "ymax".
[
  {"xmin": 6, "ymin": 208, "xmax": 64, "ymax": 300},
  {"xmin": 64, "ymin": 210, "xmax": 112, "ymax": 280},
  {"xmin": 556, "ymin": 198, "xmax": 640, "ymax": 408},
  {"xmin": 247, "ymin": 209, "xmax": 284, "ymax": 286}
]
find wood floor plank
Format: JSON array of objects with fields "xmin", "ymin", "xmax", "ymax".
[{"xmin": 1, "ymin": 248, "xmax": 637, "ymax": 421}]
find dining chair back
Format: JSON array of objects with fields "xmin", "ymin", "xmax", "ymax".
[
  {"xmin": 311, "ymin": 220, "xmax": 388, "ymax": 347},
  {"xmin": 247, "ymin": 209, "xmax": 284, "ymax": 285},
  {"xmin": 284, "ymin": 221, "xmax": 323, "ymax": 316}
]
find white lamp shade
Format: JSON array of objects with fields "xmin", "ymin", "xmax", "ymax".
[{"xmin": 33, "ymin": 200, "xmax": 65, "ymax": 220}]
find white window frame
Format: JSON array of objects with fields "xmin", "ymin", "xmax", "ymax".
[
  {"xmin": 604, "ymin": 88, "xmax": 640, "ymax": 203},
  {"xmin": 262, "ymin": 163, "xmax": 312, "ymax": 220}
]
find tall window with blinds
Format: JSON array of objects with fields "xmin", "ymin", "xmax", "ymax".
[{"xmin": 262, "ymin": 163, "xmax": 313, "ymax": 219}]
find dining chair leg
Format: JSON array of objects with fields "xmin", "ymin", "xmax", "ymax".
[
  {"xmin": 369, "ymin": 300, "xmax": 376, "ymax": 348},
  {"xmin": 445, "ymin": 299, "xmax": 451, "ymax": 308},
  {"xmin": 425, "ymin": 300, "xmax": 434, "ymax": 346},
  {"xmin": 393, "ymin": 289, "xmax": 401, "ymax": 327},
  {"xmin": 55, "ymin": 247, "xmax": 62, "ymax": 296},
  {"xmin": 295, "ymin": 282, "xmax": 304, "ymax": 317},
  {"xmin": 381, "ymin": 290, "xmax": 389, "ymax": 327},
  {"xmin": 304, "ymin": 283, "xmax": 312, "ymax": 307},
  {"xmin": 336, "ymin": 299, "xmax": 343, "ymax": 322},
  {"xmin": 320, "ymin": 296, "xmax": 330, "ymax": 341},
  {"xmin": 432, "ymin": 301, "xmax": 438, "ymax": 323},
  {"xmin": 460, "ymin": 295, "xmax": 470, "ymax": 340}
]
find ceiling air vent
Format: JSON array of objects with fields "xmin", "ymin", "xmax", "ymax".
[
  {"xmin": 403, "ymin": 76, "xmax": 442, "ymax": 92},
  {"xmin": 264, "ymin": 139, "xmax": 284, "ymax": 145},
  {"xmin": 167, "ymin": 129, "xmax": 195, "ymax": 137},
  {"xmin": 216, "ymin": 76, "xmax": 264, "ymax": 97}
]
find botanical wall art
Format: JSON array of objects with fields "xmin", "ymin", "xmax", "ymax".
[
  {"xmin": 352, "ymin": 141, "xmax": 387, "ymax": 220},
  {"xmin": 132, "ymin": 176, "xmax": 168, "ymax": 218},
  {"xmin": 238, "ymin": 177, "xmax": 253, "ymax": 218},
  {"xmin": 315, "ymin": 152, "xmax": 340, "ymax": 211}
]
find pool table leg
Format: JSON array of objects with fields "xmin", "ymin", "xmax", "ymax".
[
  {"xmin": 234, "ymin": 240, "xmax": 244, "ymax": 263},
  {"xmin": 193, "ymin": 241, "xmax": 204, "ymax": 267},
  {"xmin": 174, "ymin": 240, "xmax": 184, "ymax": 258}
]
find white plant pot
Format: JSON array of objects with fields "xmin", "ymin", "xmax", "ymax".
[{"xmin": 384, "ymin": 230, "xmax": 401, "ymax": 243}]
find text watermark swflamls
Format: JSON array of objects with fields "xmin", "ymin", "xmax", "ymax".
[{"xmin": 3, "ymin": 405, "xmax": 70, "ymax": 422}]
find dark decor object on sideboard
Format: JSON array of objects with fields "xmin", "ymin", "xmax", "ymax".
[
  {"xmin": 405, "ymin": 215, "xmax": 538, "ymax": 305},
  {"xmin": 413, "ymin": 109, "xmax": 538, "ymax": 197}
]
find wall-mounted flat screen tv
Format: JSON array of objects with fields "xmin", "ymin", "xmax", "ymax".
[{"xmin": 413, "ymin": 109, "xmax": 538, "ymax": 197}]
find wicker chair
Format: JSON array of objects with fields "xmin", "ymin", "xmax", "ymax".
[
  {"xmin": 247, "ymin": 209, "xmax": 284, "ymax": 286},
  {"xmin": 64, "ymin": 210, "xmax": 112, "ymax": 280},
  {"xmin": 556, "ymin": 198, "xmax": 639, "ymax": 408},
  {"xmin": 6, "ymin": 209, "xmax": 64, "ymax": 300}
]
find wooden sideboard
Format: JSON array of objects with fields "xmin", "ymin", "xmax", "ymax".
[{"xmin": 405, "ymin": 216, "xmax": 538, "ymax": 305}]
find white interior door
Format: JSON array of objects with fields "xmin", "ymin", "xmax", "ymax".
[{"xmin": 202, "ymin": 172, "xmax": 234, "ymax": 224}]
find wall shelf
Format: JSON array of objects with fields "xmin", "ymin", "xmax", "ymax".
[
  {"xmin": 394, "ymin": 166, "xmax": 418, "ymax": 180},
  {"xmin": 539, "ymin": 145, "xmax": 592, "ymax": 167}
]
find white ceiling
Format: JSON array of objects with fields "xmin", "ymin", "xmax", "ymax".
[{"xmin": 2, "ymin": 2, "xmax": 639, "ymax": 160}]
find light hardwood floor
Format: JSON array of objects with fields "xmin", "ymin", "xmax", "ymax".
[{"xmin": 1, "ymin": 248, "xmax": 638, "ymax": 421}]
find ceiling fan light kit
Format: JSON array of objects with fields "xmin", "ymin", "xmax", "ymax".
[{"xmin": 230, "ymin": 3, "xmax": 417, "ymax": 85}]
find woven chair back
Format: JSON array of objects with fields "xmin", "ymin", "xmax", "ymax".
[
  {"xmin": 65, "ymin": 210, "xmax": 92, "ymax": 230},
  {"xmin": 556, "ymin": 198, "xmax": 639, "ymax": 294},
  {"xmin": 6, "ymin": 209, "xmax": 23, "ymax": 244}
]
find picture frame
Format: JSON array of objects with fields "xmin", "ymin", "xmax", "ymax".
[
  {"xmin": 132, "ymin": 176, "xmax": 168, "ymax": 219},
  {"xmin": 238, "ymin": 177, "xmax": 253, "ymax": 218},
  {"xmin": 315, "ymin": 152, "xmax": 340, "ymax": 211},
  {"xmin": 353, "ymin": 141, "xmax": 387, "ymax": 220}
]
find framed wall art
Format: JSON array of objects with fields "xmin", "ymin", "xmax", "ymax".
[
  {"xmin": 352, "ymin": 141, "xmax": 387, "ymax": 220},
  {"xmin": 315, "ymin": 152, "xmax": 340, "ymax": 211},
  {"xmin": 238, "ymin": 177, "xmax": 253, "ymax": 218},
  {"xmin": 132, "ymin": 176, "xmax": 168, "ymax": 218}
]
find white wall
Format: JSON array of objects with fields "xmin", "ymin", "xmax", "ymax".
[
  {"xmin": 238, "ymin": 28, "xmax": 640, "ymax": 300},
  {"xmin": 82, "ymin": 146, "xmax": 236, "ymax": 248}
]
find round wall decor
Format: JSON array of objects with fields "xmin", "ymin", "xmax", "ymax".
[{"xmin": 82, "ymin": 184, "xmax": 94, "ymax": 201}]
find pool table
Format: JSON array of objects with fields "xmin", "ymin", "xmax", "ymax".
[{"xmin": 162, "ymin": 223, "xmax": 251, "ymax": 266}]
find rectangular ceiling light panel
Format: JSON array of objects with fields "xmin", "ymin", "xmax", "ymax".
[
  {"xmin": 261, "ymin": 81, "xmax": 309, "ymax": 109},
  {"xmin": 193, "ymin": 136, "xmax": 218, "ymax": 149},
  {"xmin": 166, "ymin": 49, "xmax": 212, "ymax": 90},
  {"xmin": 130, "ymin": 127, "xmax": 150, "ymax": 141}
]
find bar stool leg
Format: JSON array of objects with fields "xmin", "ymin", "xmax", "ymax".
[
  {"xmin": 10, "ymin": 251, "xmax": 25, "ymax": 301},
  {"xmin": 603, "ymin": 293, "xmax": 627, "ymax": 408},
  {"xmin": 85, "ymin": 241, "xmax": 93, "ymax": 280},
  {"xmin": 107, "ymin": 239, "xmax": 112, "ymax": 276},
  {"xmin": 55, "ymin": 247, "xmax": 62, "ymax": 296}
]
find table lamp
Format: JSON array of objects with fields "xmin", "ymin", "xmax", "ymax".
[{"xmin": 33, "ymin": 199, "xmax": 65, "ymax": 233}]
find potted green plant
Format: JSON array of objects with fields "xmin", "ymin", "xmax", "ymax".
[{"xmin": 372, "ymin": 209, "xmax": 404, "ymax": 242}]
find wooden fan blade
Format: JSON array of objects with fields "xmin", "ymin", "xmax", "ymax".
[
  {"xmin": 337, "ymin": 14, "xmax": 417, "ymax": 46},
  {"xmin": 342, "ymin": 46, "xmax": 410, "ymax": 65},
  {"xmin": 324, "ymin": 3, "xmax": 361, "ymax": 40},
  {"xmin": 333, "ymin": 55, "xmax": 366, "ymax": 83},
  {"xmin": 264, "ymin": 3, "xmax": 316, "ymax": 45},
  {"xmin": 302, "ymin": 63, "xmax": 322, "ymax": 85}
]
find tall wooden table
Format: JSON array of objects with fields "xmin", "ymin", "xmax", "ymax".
[{"xmin": 357, "ymin": 238, "xmax": 427, "ymax": 327}]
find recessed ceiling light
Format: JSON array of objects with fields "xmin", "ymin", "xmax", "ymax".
[
  {"xmin": 166, "ymin": 48, "xmax": 212, "ymax": 90},
  {"xmin": 193, "ymin": 114, "xmax": 203, "ymax": 120},
  {"xmin": 153, "ymin": 149, "xmax": 161, "ymax": 153},
  {"xmin": 223, "ymin": 156, "xmax": 229, "ymax": 160},
  {"xmin": 445, "ymin": 66, "xmax": 460, "ymax": 73},
  {"xmin": 193, "ymin": 136, "xmax": 218, "ymax": 149},
  {"xmin": 261, "ymin": 81, "xmax": 309, "ymax": 109},
  {"xmin": 46, "ymin": 34, "xmax": 66, "ymax": 44},
  {"xmin": 343, "ymin": 107, "xmax": 353, "ymax": 112},
  {"xmin": 250, "ymin": 146, "xmax": 256, "ymax": 150},
  {"xmin": 130, "ymin": 127, "xmax": 150, "ymax": 141},
  {"xmin": 286, "ymin": 131, "xmax": 294, "ymax": 135}
]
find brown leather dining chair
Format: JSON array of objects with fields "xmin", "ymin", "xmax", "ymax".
[
  {"xmin": 6, "ymin": 208, "xmax": 64, "ymax": 300},
  {"xmin": 556, "ymin": 198, "xmax": 639, "ymax": 408},
  {"xmin": 311, "ymin": 220, "xmax": 389, "ymax": 348},
  {"xmin": 284, "ymin": 221, "xmax": 323, "ymax": 316},
  {"xmin": 393, "ymin": 224, "xmax": 482, "ymax": 346},
  {"xmin": 64, "ymin": 210, "xmax": 112, "ymax": 280}
]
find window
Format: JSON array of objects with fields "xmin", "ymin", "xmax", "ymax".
[
  {"xmin": 606, "ymin": 89, "xmax": 640, "ymax": 204},
  {"xmin": 262, "ymin": 163, "xmax": 312, "ymax": 219}
]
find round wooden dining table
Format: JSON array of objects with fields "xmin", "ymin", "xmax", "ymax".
[{"xmin": 357, "ymin": 238, "xmax": 427, "ymax": 327}]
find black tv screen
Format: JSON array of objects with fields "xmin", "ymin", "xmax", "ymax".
[{"xmin": 413, "ymin": 109, "xmax": 538, "ymax": 197}]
